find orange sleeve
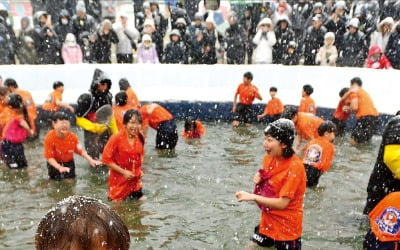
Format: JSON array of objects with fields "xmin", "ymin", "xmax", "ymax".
[
  {"xmin": 43, "ymin": 132, "xmax": 55, "ymax": 159},
  {"xmin": 196, "ymin": 121, "xmax": 206, "ymax": 136},
  {"xmin": 73, "ymin": 134, "xmax": 84, "ymax": 156},
  {"xmin": 235, "ymin": 84, "xmax": 242, "ymax": 95},
  {"xmin": 279, "ymin": 160, "xmax": 304, "ymax": 200},
  {"xmin": 101, "ymin": 134, "xmax": 119, "ymax": 165},
  {"xmin": 318, "ymin": 142, "xmax": 334, "ymax": 172}
]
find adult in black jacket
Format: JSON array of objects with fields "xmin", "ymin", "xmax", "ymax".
[
  {"xmin": 72, "ymin": 3, "xmax": 98, "ymax": 45},
  {"xmin": 324, "ymin": 12, "xmax": 347, "ymax": 50},
  {"xmin": 385, "ymin": 21, "xmax": 400, "ymax": 69},
  {"xmin": 92, "ymin": 19, "xmax": 119, "ymax": 63},
  {"xmin": 54, "ymin": 9, "xmax": 74, "ymax": 45},
  {"xmin": 0, "ymin": 17, "xmax": 14, "ymax": 64},
  {"xmin": 162, "ymin": 29, "xmax": 188, "ymax": 64},
  {"xmin": 201, "ymin": 16, "xmax": 224, "ymax": 64},
  {"xmin": 302, "ymin": 14, "xmax": 327, "ymax": 65},
  {"xmin": 225, "ymin": 12, "xmax": 247, "ymax": 65},
  {"xmin": 273, "ymin": 16, "xmax": 295, "ymax": 64}
]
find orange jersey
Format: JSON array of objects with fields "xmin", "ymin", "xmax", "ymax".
[
  {"xmin": 302, "ymin": 137, "xmax": 335, "ymax": 171},
  {"xmin": 350, "ymin": 88, "xmax": 378, "ymax": 119},
  {"xmin": 182, "ymin": 120, "xmax": 206, "ymax": 139},
  {"xmin": 113, "ymin": 104, "xmax": 134, "ymax": 132},
  {"xmin": 295, "ymin": 112, "xmax": 324, "ymax": 140},
  {"xmin": 139, "ymin": 104, "xmax": 173, "ymax": 130},
  {"xmin": 42, "ymin": 90, "xmax": 63, "ymax": 112},
  {"xmin": 14, "ymin": 88, "xmax": 37, "ymax": 132},
  {"xmin": 259, "ymin": 154, "xmax": 306, "ymax": 241},
  {"xmin": 101, "ymin": 130, "xmax": 144, "ymax": 201},
  {"xmin": 263, "ymin": 98, "xmax": 284, "ymax": 116},
  {"xmin": 298, "ymin": 96, "xmax": 316, "ymax": 114},
  {"xmin": 333, "ymin": 98, "xmax": 351, "ymax": 120},
  {"xmin": 235, "ymin": 83, "xmax": 260, "ymax": 105},
  {"xmin": 43, "ymin": 130, "xmax": 83, "ymax": 163},
  {"xmin": 0, "ymin": 105, "xmax": 14, "ymax": 139},
  {"xmin": 126, "ymin": 87, "xmax": 141, "ymax": 109},
  {"xmin": 369, "ymin": 192, "xmax": 400, "ymax": 242}
]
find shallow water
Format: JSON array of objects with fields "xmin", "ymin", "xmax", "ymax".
[{"xmin": 0, "ymin": 121, "xmax": 380, "ymax": 249}]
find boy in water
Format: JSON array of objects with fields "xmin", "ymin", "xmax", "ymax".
[
  {"xmin": 232, "ymin": 72, "xmax": 262, "ymax": 127},
  {"xmin": 298, "ymin": 84, "xmax": 316, "ymax": 114},
  {"xmin": 257, "ymin": 86, "xmax": 284, "ymax": 124},
  {"xmin": 182, "ymin": 116, "xmax": 205, "ymax": 139},
  {"xmin": 332, "ymin": 87, "xmax": 350, "ymax": 137}
]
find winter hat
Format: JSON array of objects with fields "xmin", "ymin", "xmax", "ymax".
[
  {"xmin": 312, "ymin": 14, "xmax": 323, "ymax": 22},
  {"xmin": 142, "ymin": 33, "xmax": 152, "ymax": 42},
  {"xmin": 76, "ymin": 1, "xmax": 86, "ymax": 13},
  {"xmin": 313, "ymin": 2, "xmax": 323, "ymax": 10},
  {"xmin": 194, "ymin": 12, "xmax": 203, "ymax": 21},
  {"xmin": 205, "ymin": 16, "xmax": 215, "ymax": 26},
  {"xmin": 24, "ymin": 36, "xmax": 34, "ymax": 43},
  {"xmin": 264, "ymin": 118, "xmax": 295, "ymax": 147},
  {"xmin": 118, "ymin": 78, "xmax": 130, "ymax": 90},
  {"xmin": 258, "ymin": 18, "xmax": 272, "ymax": 28},
  {"xmin": 175, "ymin": 17, "xmax": 186, "ymax": 26},
  {"xmin": 288, "ymin": 40, "xmax": 297, "ymax": 49},
  {"xmin": 347, "ymin": 18, "xmax": 359, "ymax": 28},
  {"xmin": 65, "ymin": 33, "xmax": 77, "ymax": 47},
  {"xmin": 324, "ymin": 32, "xmax": 335, "ymax": 40},
  {"xmin": 334, "ymin": 0, "xmax": 346, "ymax": 10},
  {"xmin": 170, "ymin": 29, "xmax": 181, "ymax": 37},
  {"xmin": 378, "ymin": 17, "xmax": 394, "ymax": 31},
  {"xmin": 143, "ymin": 19, "xmax": 155, "ymax": 28}
]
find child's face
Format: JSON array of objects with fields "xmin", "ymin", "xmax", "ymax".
[
  {"xmin": 302, "ymin": 90, "xmax": 307, "ymax": 97},
  {"xmin": 288, "ymin": 47, "xmax": 294, "ymax": 54},
  {"xmin": 53, "ymin": 119, "xmax": 70, "ymax": 136},
  {"xmin": 171, "ymin": 34, "xmax": 179, "ymax": 42},
  {"xmin": 324, "ymin": 131, "xmax": 335, "ymax": 142},
  {"xmin": 325, "ymin": 37, "xmax": 334, "ymax": 45},
  {"xmin": 56, "ymin": 86, "xmax": 64, "ymax": 93},
  {"xmin": 263, "ymin": 135, "xmax": 285, "ymax": 158},
  {"xmin": 98, "ymin": 83, "xmax": 108, "ymax": 92},
  {"xmin": 125, "ymin": 115, "xmax": 142, "ymax": 137},
  {"xmin": 270, "ymin": 91, "xmax": 277, "ymax": 98},
  {"xmin": 243, "ymin": 77, "xmax": 251, "ymax": 84}
]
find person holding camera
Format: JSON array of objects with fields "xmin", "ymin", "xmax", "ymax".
[{"xmin": 252, "ymin": 17, "xmax": 276, "ymax": 64}]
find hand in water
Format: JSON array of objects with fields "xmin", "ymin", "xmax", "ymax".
[{"xmin": 58, "ymin": 166, "xmax": 70, "ymax": 174}]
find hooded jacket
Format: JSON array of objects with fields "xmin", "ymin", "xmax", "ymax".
[{"xmin": 365, "ymin": 44, "xmax": 392, "ymax": 69}]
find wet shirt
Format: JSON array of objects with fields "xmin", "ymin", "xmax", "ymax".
[
  {"xmin": 302, "ymin": 137, "xmax": 335, "ymax": 172},
  {"xmin": 259, "ymin": 154, "xmax": 306, "ymax": 241},
  {"xmin": 0, "ymin": 105, "xmax": 15, "ymax": 139},
  {"xmin": 298, "ymin": 96, "xmax": 316, "ymax": 114},
  {"xmin": 263, "ymin": 98, "xmax": 284, "ymax": 116},
  {"xmin": 113, "ymin": 104, "xmax": 133, "ymax": 132},
  {"xmin": 139, "ymin": 104, "xmax": 173, "ymax": 130},
  {"xmin": 182, "ymin": 120, "xmax": 206, "ymax": 139},
  {"xmin": 102, "ymin": 130, "xmax": 144, "ymax": 201},
  {"xmin": 333, "ymin": 98, "xmax": 351, "ymax": 120},
  {"xmin": 369, "ymin": 192, "xmax": 400, "ymax": 242},
  {"xmin": 295, "ymin": 112, "xmax": 324, "ymax": 140},
  {"xmin": 44, "ymin": 130, "xmax": 83, "ymax": 163},
  {"xmin": 236, "ymin": 83, "xmax": 260, "ymax": 105},
  {"xmin": 350, "ymin": 88, "xmax": 378, "ymax": 119},
  {"xmin": 126, "ymin": 87, "xmax": 141, "ymax": 109},
  {"xmin": 42, "ymin": 90, "xmax": 62, "ymax": 112},
  {"xmin": 15, "ymin": 88, "xmax": 37, "ymax": 131}
]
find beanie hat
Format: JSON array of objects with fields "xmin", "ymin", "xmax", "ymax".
[
  {"xmin": 76, "ymin": 1, "xmax": 86, "ymax": 13},
  {"xmin": 264, "ymin": 118, "xmax": 295, "ymax": 147},
  {"xmin": 347, "ymin": 18, "xmax": 359, "ymax": 28}
]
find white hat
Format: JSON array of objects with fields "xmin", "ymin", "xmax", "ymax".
[
  {"xmin": 347, "ymin": 18, "xmax": 359, "ymax": 28},
  {"xmin": 76, "ymin": 1, "xmax": 86, "ymax": 13},
  {"xmin": 142, "ymin": 34, "xmax": 152, "ymax": 41},
  {"xmin": 175, "ymin": 17, "xmax": 186, "ymax": 25},
  {"xmin": 65, "ymin": 33, "xmax": 77, "ymax": 46},
  {"xmin": 324, "ymin": 32, "xmax": 335, "ymax": 40},
  {"xmin": 143, "ymin": 18, "xmax": 155, "ymax": 28},
  {"xmin": 258, "ymin": 18, "xmax": 272, "ymax": 27}
]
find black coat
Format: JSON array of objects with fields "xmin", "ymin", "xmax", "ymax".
[
  {"xmin": 302, "ymin": 25, "xmax": 327, "ymax": 65},
  {"xmin": 273, "ymin": 22, "xmax": 296, "ymax": 64},
  {"xmin": 337, "ymin": 30, "xmax": 368, "ymax": 67},
  {"xmin": 92, "ymin": 30, "xmax": 119, "ymax": 63},
  {"xmin": 324, "ymin": 16, "xmax": 347, "ymax": 49},
  {"xmin": 72, "ymin": 14, "xmax": 98, "ymax": 44},
  {"xmin": 224, "ymin": 23, "xmax": 247, "ymax": 62},
  {"xmin": 162, "ymin": 41, "xmax": 188, "ymax": 64},
  {"xmin": 33, "ymin": 24, "xmax": 61, "ymax": 64},
  {"xmin": 0, "ymin": 23, "xmax": 14, "ymax": 64},
  {"xmin": 385, "ymin": 28, "xmax": 400, "ymax": 69}
]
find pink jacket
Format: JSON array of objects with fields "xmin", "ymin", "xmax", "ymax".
[{"xmin": 62, "ymin": 44, "xmax": 83, "ymax": 64}]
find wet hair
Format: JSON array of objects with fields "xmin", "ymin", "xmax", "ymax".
[
  {"xmin": 119, "ymin": 78, "xmax": 130, "ymax": 91},
  {"xmin": 115, "ymin": 91, "xmax": 128, "ymax": 106},
  {"xmin": 243, "ymin": 71, "xmax": 253, "ymax": 80},
  {"xmin": 123, "ymin": 109, "xmax": 144, "ymax": 144},
  {"xmin": 53, "ymin": 81, "xmax": 64, "ymax": 89},
  {"xmin": 7, "ymin": 93, "xmax": 31, "ymax": 128},
  {"xmin": 281, "ymin": 105, "xmax": 298, "ymax": 120},
  {"xmin": 184, "ymin": 116, "xmax": 197, "ymax": 132},
  {"xmin": 99, "ymin": 78, "xmax": 112, "ymax": 89},
  {"xmin": 264, "ymin": 119, "xmax": 295, "ymax": 158},
  {"xmin": 269, "ymin": 87, "xmax": 278, "ymax": 92},
  {"xmin": 51, "ymin": 111, "xmax": 70, "ymax": 122},
  {"xmin": 303, "ymin": 84, "xmax": 314, "ymax": 96},
  {"xmin": 318, "ymin": 121, "xmax": 336, "ymax": 136},
  {"xmin": 0, "ymin": 85, "xmax": 8, "ymax": 96},
  {"xmin": 339, "ymin": 87, "xmax": 349, "ymax": 97},
  {"xmin": 35, "ymin": 195, "xmax": 130, "ymax": 250},
  {"xmin": 351, "ymin": 77, "xmax": 362, "ymax": 87},
  {"xmin": 4, "ymin": 78, "xmax": 18, "ymax": 88}
]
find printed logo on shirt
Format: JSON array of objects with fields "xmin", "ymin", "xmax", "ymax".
[
  {"xmin": 376, "ymin": 207, "xmax": 400, "ymax": 235},
  {"xmin": 304, "ymin": 144, "xmax": 322, "ymax": 163}
]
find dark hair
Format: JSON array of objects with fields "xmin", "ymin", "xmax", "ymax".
[
  {"xmin": 4, "ymin": 78, "xmax": 18, "ymax": 88},
  {"xmin": 119, "ymin": 78, "xmax": 130, "ymax": 91},
  {"xmin": 303, "ymin": 84, "xmax": 314, "ymax": 95},
  {"xmin": 53, "ymin": 81, "xmax": 64, "ymax": 89},
  {"xmin": 7, "ymin": 93, "xmax": 31, "ymax": 128},
  {"xmin": 269, "ymin": 87, "xmax": 278, "ymax": 92},
  {"xmin": 0, "ymin": 85, "xmax": 8, "ymax": 96},
  {"xmin": 339, "ymin": 87, "xmax": 349, "ymax": 97},
  {"xmin": 184, "ymin": 116, "xmax": 197, "ymax": 132},
  {"xmin": 52, "ymin": 111, "xmax": 70, "ymax": 122},
  {"xmin": 123, "ymin": 109, "xmax": 144, "ymax": 144},
  {"xmin": 282, "ymin": 147, "xmax": 295, "ymax": 158},
  {"xmin": 35, "ymin": 195, "xmax": 130, "ymax": 250},
  {"xmin": 115, "ymin": 91, "xmax": 128, "ymax": 106},
  {"xmin": 243, "ymin": 71, "xmax": 253, "ymax": 80},
  {"xmin": 350, "ymin": 77, "xmax": 362, "ymax": 86},
  {"xmin": 99, "ymin": 78, "xmax": 112, "ymax": 89},
  {"xmin": 318, "ymin": 120, "xmax": 336, "ymax": 136},
  {"xmin": 281, "ymin": 106, "xmax": 298, "ymax": 120}
]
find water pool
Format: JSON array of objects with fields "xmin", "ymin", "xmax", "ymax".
[{"xmin": 0, "ymin": 121, "xmax": 380, "ymax": 249}]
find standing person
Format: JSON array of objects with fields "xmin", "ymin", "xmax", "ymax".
[
  {"xmin": 92, "ymin": 19, "xmax": 119, "ymax": 63},
  {"xmin": 302, "ymin": 121, "xmax": 336, "ymax": 187},
  {"xmin": 365, "ymin": 45, "xmax": 392, "ymax": 69},
  {"xmin": 113, "ymin": 13, "xmax": 139, "ymax": 64},
  {"xmin": 61, "ymin": 33, "xmax": 83, "ymax": 64},
  {"xmin": 385, "ymin": 20, "xmax": 400, "ymax": 69},
  {"xmin": 44, "ymin": 112, "xmax": 101, "ymax": 181},
  {"xmin": 202, "ymin": 16, "xmax": 225, "ymax": 64},
  {"xmin": 16, "ymin": 36, "xmax": 38, "ymax": 65},
  {"xmin": 257, "ymin": 87, "xmax": 284, "ymax": 124},
  {"xmin": 370, "ymin": 16, "xmax": 394, "ymax": 52},
  {"xmin": 232, "ymin": 72, "xmax": 263, "ymax": 127},
  {"xmin": 17, "ymin": 17, "xmax": 35, "ymax": 48},
  {"xmin": 53, "ymin": 10, "xmax": 74, "ymax": 45},
  {"xmin": 235, "ymin": 118, "xmax": 306, "ymax": 250},
  {"xmin": 273, "ymin": 16, "xmax": 296, "ymax": 64},
  {"xmin": 282, "ymin": 41, "xmax": 300, "ymax": 65},
  {"xmin": 137, "ymin": 34, "xmax": 159, "ymax": 64},
  {"xmin": 118, "ymin": 78, "xmax": 140, "ymax": 109},
  {"xmin": 102, "ymin": 109, "xmax": 146, "ymax": 201},
  {"xmin": 139, "ymin": 103, "xmax": 178, "ymax": 150},
  {"xmin": 182, "ymin": 116, "xmax": 205, "ymax": 139},
  {"xmin": 162, "ymin": 29, "xmax": 188, "ymax": 64},
  {"xmin": 71, "ymin": 2, "xmax": 98, "ymax": 46},
  {"xmin": 225, "ymin": 12, "xmax": 247, "ymax": 65},
  {"xmin": 347, "ymin": 77, "xmax": 379, "ymax": 145},
  {"xmin": 301, "ymin": 14, "xmax": 327, "ymax": 66},
  {"xmin": 252, "ymin": 18, "xmax": 276, "ymax": 64},
  {"xmin": 112, "ymin": 91, "xmax": 133, "ymax": 132},
  {"xmin": 332, "ymin": 87, "xmax": 350, "ymax": 137},
  {"xmin": 298, "ymin": 84, "xmax": 316, "ymax": 114},
  {"xmin": 240, "ymin": 6, "xmax": 258, "ymax": 65},
  {"xmin": 315, "ymin": 32, "xmax": 338, "ymax": 66},
  {"xmin": 1, "ymin": 93, "xmax": 33, "ymax": 169}
]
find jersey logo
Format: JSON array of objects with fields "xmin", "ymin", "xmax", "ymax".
[
  {"xmin": 304, "ymin": 144, "xmax": 322, "ymax": 163},
  {"xmin": 376, "ymin": 207, "xmax": 400, "ymax": 235}
]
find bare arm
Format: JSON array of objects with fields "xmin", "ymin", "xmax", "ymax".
[
  {"xmin": 80, "ymin": 151, "xmax": 102, "ymax": 167},
  {"xmin": 350, "ymin": 97, "xmax": 358, "ymax": 112},
  {"xmin": 55, "ymin": 99, "xmax": 75, "ymax": 113},
  {"xmin": 232, "ymin": 93, "xmax": 238, "ymax": 112},
  {"xmin": 47, "ymin": 158, "xmax": 70, "ymax": 173},
  {"xmin": 235, "ymin": 191, "xmax": 291, "ymax": 210},
  {"xmin": 104, "ymin": 162, "xmax": 135, "ymax": 180}
]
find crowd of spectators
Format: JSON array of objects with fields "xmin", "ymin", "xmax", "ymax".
[{"xmin": 0, "ymin": 0, "xmax": 399, "ymax": 69}]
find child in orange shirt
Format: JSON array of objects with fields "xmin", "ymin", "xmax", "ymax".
[
  {"xmin": 44, "ymin": 112, "xmax": 101, "ymax": 180},
  {"xmin": 236, "ymin": 119, "xmax": 306, "ymax": 249},
  {"xmin": 182, "ymin": 117, "xmax": 206, "ymax": 139},
  {"xmin": 257, "ymin": 87, "xmax": 284, "ymax": 124},
  {"xmin": 302, "ymin": 121, "xmax": 336, "ymax": 187},
  {"xmin": 119, "ymin": 78, "xmax": 140, "ymax": 109},
  {"xmin": 298, "ymin": 84, "xmax": 316, "ymax": 114},
  {"xmin": 232, "ymin": 72, "xmax": 263, "ymax": 127},
  {"xmin": 332, "ymin": 87, "xmax": 350, "ymax": 137},
  {"xmin": 113, "ymin": 91, "xmax": 134, "ymax": 132},
  {"xmin": 102, "ymin": 109, "xmax": 146, "ymax": 201}
]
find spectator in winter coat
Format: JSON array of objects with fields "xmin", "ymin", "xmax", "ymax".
[
  {"xmin": 337, "ymin": 18, "xmax": 368, "ymax": 67},
  {"xmin": 0, "ymin": 17, "xmax": 14, "ymax": 64},
  {"xmin": 17, "ymin": 36, "xmax": 38, "ymax": 64},
  {"xmin": 316, "ymin": 32, "xmax": 338, "ymax": 66},
  {"xmin": 225, "ymin": 12, "xmax": 247, "ymax": 64},
  {"xmin": 72, "ymin": 2, "xmax": 98, "ymax": 46},
  {"xmin": 252, "ymin": 18, "xmax": 276, "ymax": 64},
  {"xmin": 291, "ymin": 0, "xmax": 313, "ymax": 42},
  {"xmin": 0, "ymin": 4, "xmax": 17, "ymax": 63},
  {"xmin": 201, "ymin": 15, "xmax": 225, "ymax": 64},
  {"xmin": 380, "ymin": 0, "xmax": 400, "ymax": 21},
  {"xmin": 324, "ymin": 7, "xmax": 347, "ymax": 49},
  {"xmin": 114, "ymin": 13, "xmax": 139, "ymax": 63},
  {"xmin": 162, "ymin": 29, "xmax": 187, "ymax": 64},
  {"xmin": 304, "ymin": 2, "xmax": 328, "ymax": 29},
  {"xmin": 240, "ymin": 6, "xmax": 258, "ymax": 64},
  {"xmin": 17, "ymin": 17, "xmax": 35, "ymax": 49},
  {"xmin": 370, "ymin": 16, "xmax": 394, "ymax": 52},
  {"xmin": 386, "ymin": 20, "xmax": 400, "ymax": 69},
  {"xmin": 100, "ymin": 0, "xmax": 117, "ymax": 22},
  {"xmin": 62, "ymin": 33, "xmax": 83, "ymax": 64},
  {"xmin": 54, "ymin": 9, "xmax": 74, "ymax": 45},
  {"xmin": 365, "ymin": 44, "xmax": 392, "ymax": 69},
  {"xmin": 188, "ymin": 13, "xmax": 206, "ymax": 64},
  {"xmin": 82, "ymin": 0, "xmax": 101, "ymax": 23},
  {"xmin": 273, "ymin": 16, "xmax": 296, "ymax": 64},
  {"xmin": 92, "ymin": 19, "xmax": 119, "ymax": 63},
  {"xmin": 282, "ymin": 41, "xmax": 300, "ymax": 65},
  {"xmin": 302, "ymin": 14, "xmax": 327, "ymax": 65},
  {"xmin": 137, "ymin": 34, "xmax": 159, "ymax": 64},
  {"xmin": 141, "ymin": 19, "xmax": 164, "ymax": 61}
]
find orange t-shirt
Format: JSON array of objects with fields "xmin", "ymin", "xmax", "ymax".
[
  {"xmin": 113, "ymin": 104, "xmax": 134, "ymax": 132},
  {"xmin": 302, "ymin": 137, "xmax": 335, "ymax": 171},
  {"xmin": 259, "ymin": 154, "xmax": 306, "ymax": 241},
  {"xmin": 263, "ymin": 98, "xmax": 284, "ymax": 116},
  {"xmin": 182, "ymin": 120, "xmax": 206, "ymax": 139},
  {"xmin": 333, "ymin": 98, "xmax": 351, "ymax": 120},
  {"xmin": 350, "ymin": 88, "xmax": 378, "ymax": 119},
  {"xmin": 295, "ymin": 112, "xmax": 324, "ymax": 140},
  {"xmin": 42, "ymin": 90, "xmax": 62, "ymax": 112},
  {"xmin": 126, "ymin": 87, "xmax": 141, "ymax": 109},
  {"xmin": 43, "ymin": 130, "xmax": 83, "ymax": 163},
  {"xmin": 14, "ymin": 88, "xmax": 37, "ymax": 132},
  {"xmin": 298, "ymin": 96, "xmax": 316, "ymax": 114},
  {"xmin": 369, "ymin": 192, "xmax": 400, "ymax": 242},
  {"xmin": 235, "ymin": 83, "xmax": 260, "ymax": 105},
  {"xmin": 101, "ymin": 130, "xmax": 144, "ymax": 201},
  {"xmin": 0, "ymin": 105, "xmax": 14, "ymax": 139},
  {"xmin": 139, "ymin": 104, "xmax": 173, "ymax": 130}
]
